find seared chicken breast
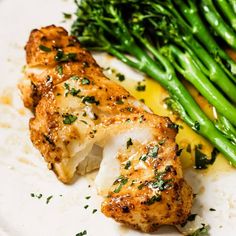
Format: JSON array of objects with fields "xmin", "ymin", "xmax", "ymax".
[{"xmin": 19, "ymin": 25, "xmax": 193, "ymax": 232}]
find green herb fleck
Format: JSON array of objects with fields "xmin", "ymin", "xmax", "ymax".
[
  {"xmin": 139, "ymin": 115, "xmax": 144, "ymax": 123},
  {"xmin": 71, "ymin": 75, "xmax": 79, "ymax": 80},
  {"xmin": 116, "ymin": 73, "xmax": 125, "ymax": 82},
  {"xmin": 148, "ymin": 145, "xmax": 159, "ymax": 158},
  {"xmin": 176, "ymin": 148, "xmax": 183, "ymax": 156},
  {"xmin": 187, "ymin": 214, "xmax": 197, "ymax": 221},
  {"xmin": 139, "ymin": 154, "xmax": 148, "ymax": 161},
  {"xmin": 209, "ymin": 208, "xmax": 216, "ymax": 211},
  {"xmin": 92, "ymin": 209, "xmax": 97, "ymax": 214},
  {"xmin": 39, "ymin": 45, "xmax": 51, "ymax": 52},
  {"xmin": 152, "ymin": 170, "xmax": 173, "ymax": 191},
  {"xmin": 84, "ymin": 205, "xmax": 89, "ymax": 209},
  {"xmin": 186, "ymin": 144, "xmax": 191, "ymax": 153},
  {"xmin": 189, "ymin": 224, "xmax": 210, "ymax": 236},
  {"xmin": 56, "ymin": 65, "xmax": 63, "ymax": 76},
  {"xmin": 55, "ymin": 49, "xmax": 77, "ymax": 62},
  {"xmin": 140, "ymin": 98, "xmax": 145, "ymax": 103},
  {"xmin": 62, "ymin": 114, "xmax": 77, "ymax": 124},
  {"xmin": 116, "ymin": 98, "xmax": 124, "ymax": 104},
  {"xmin": 83, "ymin": 61, "xmax": 90, "ymax": 68},
  {"xmin": 113, "ymin": 176, "xmax": 128, "ymax": 193},
  {"xmin": 82, "ymin": 96, "xmax": 99, "ymax": 105},
  {"xmin": 126, "ymin": 138, "xmax": 133, "ymax": 149},
  {"xmin": 136, "ymin": 82, "xmax": 146, "ymax": 91},
  {"xmin": 195, "ymin": 147, "xmax": 218, "ymax": 169},
  {"xmin": 137, "ymin": 183, "xmax": 145, "ymax": 190},
  {"xmin": 158, "ymin": 140, "xmax": 165, "ymax": 145},
  {"xmin": 145, "ymin": 194, "xmax": 162, "ymax": 205},
  {"xmin": 85, "ymin": 196, "xmax": 91, "ymax": 200},
  {"xmin": 81, "ymin": 77, "xmax": 90, "ymax": 85},
  {"xmin": 31, "ymin": 193, "xmax": 43, "ymax": 199},
  {"xmin": 63, "ymin": 12, "xmax": 72, "ymax": 19},
  {"xmin": 124, "ymin": 160, "xmax": 131, "ymax": 170},
  {"xmin": 46, "ymin": 195, "xmax": 53, "ymax": 204},
  {"xmin": 76, "ymin": 230, "xmax": 87, "ymax": 236},
  {"xmin": 80, "ymin": 120, "xmax": 88, "ymax": 125},
  {"xmin": 193, "ymin": 121, "xmax": 200, "ymax": 131}
]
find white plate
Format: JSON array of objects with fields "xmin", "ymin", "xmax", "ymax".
[{"xmin": 0, "ymin": 0, "xmax": 236, "ymax": 235}]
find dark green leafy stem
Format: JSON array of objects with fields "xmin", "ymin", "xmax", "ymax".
[
  {"xmin": 71, "ymin": 0, "xmax": 236, "ymax": 166},
  {"xmin": 195, "ymin": 146, "xmax": 219, "ymax": 169}
]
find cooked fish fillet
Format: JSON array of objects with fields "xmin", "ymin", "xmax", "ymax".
[{"xmin": 19, "ymin": 25, "xmax": 193, "ymax": 232}]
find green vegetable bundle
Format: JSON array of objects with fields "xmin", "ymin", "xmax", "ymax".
[{"xmin": 71, "ymin": 0, "xmax": 236, "ymax": 166}]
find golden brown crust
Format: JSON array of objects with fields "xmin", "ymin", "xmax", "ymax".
[{"xmin": 19, "ymin": 25, "xmax": 193, "ymax": 231}]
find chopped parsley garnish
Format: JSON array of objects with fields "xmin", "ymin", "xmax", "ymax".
[
  {"xmin": 81, "ymin": 77, "xmax": 90, "ymax": 85},
  {"xmin": 167, "ymin": 123, "xmax": 179, "ymax": 130},
  {"xmin": 39, "ymin": 45, "xmax": 51, "ymax": 52},
  {"xmin": 195, "ymin": 147, "xmax": 219, "ymax": 169},
  {"xmin": 139, "ymin": 145, "xmax": 159, "ymax": 162},
  {"xmin": 189, "ymin": 224, "xmax": 210, "ymax": 236},
  {"xmin": 80, "ymin": 120, "xmax": 88, "ymax": 125},
  {"xmin": 113, "ymin": 176, "xmax": 128, "ymax": 193},
  {"xmin": 116, "ymin": 98, "xmax": 124, "ymax": 104},
  {"xmin": 140, "ymin": 98, "xmax": 145, "ymax": 103},
  {"xmin": 176, "ymin": 148, "xmax": 183, "ymax": 156},
  {"xmin": 76, "ymin": 230, "xmax": 87, "ymax": 236},
  {"xmin": 84, "ymin": 205, "xmax": 89, "ymax": 209},
  {"xmin": 63, "ymin": 12, "xmax": 72, "ymax": 19},
  {"xmin": 124, "ymin": 160, "xmax": 131, "ymax": 169},
  {"xmin": 148, "ymin": 145, "xmax": 159, "ymax": 158},
  {"xmin": 151, "ymin": 170, "xmax": 173, "ymax": 191},
  {"xmin": 55, "ymin": 49, "xmax": 77, "ymax": 62},
  {"xmin": 193, "ymin": 121, "xmax": 201, "ymax": 131},
  {"xmin": 56, "ymin": 65, "xmax": 63, "ymax": 76},
  {"xmin": 30, "ymin": 193, "xmax": 43, "ymax": 199},
  {"xmin": 136, "ymin": 82, "xmax": 146, "ymax": 91},
  {"xmin": 71, "ymin": 75, "xmax": 79, "ymax": 80},
  {"xmin": 82, "ymin": 96, "xmax": 99, "ymax": 105},
  {"xmin": 92, "ymin": 209, "xmax": 97, "ymax": 214},
  {"xmin": 139, "ymin": 115, "xmax": 144, "ymax": 123},
  {"xmin": 126, "ymin": 107, "xmax": 133, "ymax": 112},
  {"xmin": 186, "ymin": 144, "xmax": 191, "ymax": 153},
  {"xmin": 116, "ymin": 73, "xmax": 125, "ymax": 81},
  {"xmin": 62, "ymin": 114, "xmax": 77, "ymax": 124},
  {"xmin": 64, "ymin": 83, "xmax": 80, "ymax": 96},
  {"xmin": 82, "ymin": 61, "xmax": 90, "ymax": 68},
  {"xmin": 209, "ymin": 208, "xmax": 216, "ymax": 211},
  {"xmin": 126, "ymin": 138, "xmax": 133, "ymax": 149},
  {"xmin": 85, "ymin": 196, "xmax": 91, "ymax": 200},
  {"xmin": 137, "ymin": 183, "xmax": 145, "ymax": 190},
  {"xmin": 139, "ymin": 154, "xmax": 148, "ymax": 161},
  {"xmin": 158, "ymin": 140, "xmax": 165, "ymax": 145},
  {"xmin": 181, "ymin": 213, "xmax": 198, "ymax": 227},
  {"xmin": 46, "ymin": 195, "xmax": 53, "ymax": 204},
  {"xmin": 145, "ymin": 194, "xmax": 162, "ymax": 205},
  {"xmin": 187, "ymin": 214, "xmax": 197, "ymax": 221}
]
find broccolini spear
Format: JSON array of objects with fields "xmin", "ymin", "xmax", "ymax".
[
  {"xmin": 200, "ymin": 0, "xmax": 236, "ymax": 50},
  {"xmin": 139, "ymin": 1, "xmax": 236, "ymax": 103},
  {"xmin": 71, "ymin": 0, "xmax": 236, "ymax": 165},
  {"xmin": 128, "ymin": 2, "xmax": 236, "ymax": 127},
  {"xmin": 173, "ymin": 0, "xmax": 236, "ymax": 83}
]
